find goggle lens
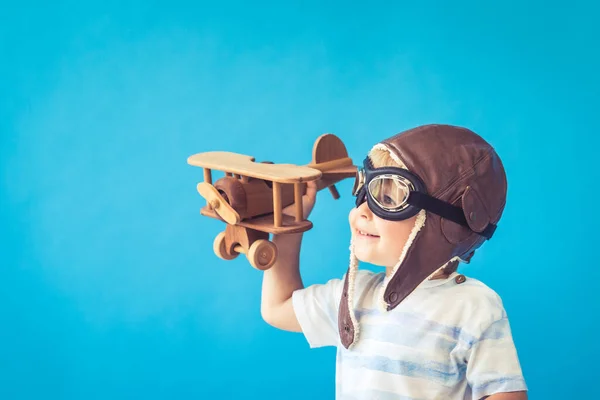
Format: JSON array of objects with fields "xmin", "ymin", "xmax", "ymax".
[{"xmin": 367, "ymin": 175, "xmax": 413, "ymax": 211}]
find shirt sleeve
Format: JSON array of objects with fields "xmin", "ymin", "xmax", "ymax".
[
  {"xmin": 292, "ymin": 275, "xmax": 345, "ymax": 348},
  {"xmin": 465, "ymin": 312, "xmax": 528, "ymax": 399}
]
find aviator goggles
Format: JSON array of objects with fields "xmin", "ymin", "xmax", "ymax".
[{"xmin": 352, "ymin": 158, "xmax": 496, "ymax": 239}]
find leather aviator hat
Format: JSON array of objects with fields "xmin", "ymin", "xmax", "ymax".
[{"xmin": 338, "ymin": 124, "xmax": 508, "ymax": 349}]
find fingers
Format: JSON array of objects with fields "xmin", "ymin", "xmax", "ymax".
[
  {"xmin": 281, "ymin": 181, "xmax": 318, "ymax": 218},
  {"xmin": 305, "ymin": 180, "xmax": 317, "ymax": 200}
]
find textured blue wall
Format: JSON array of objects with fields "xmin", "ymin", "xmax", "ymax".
[{"xmin": 1, "ymin": 1, "xmax": 598, "ymax": 399}]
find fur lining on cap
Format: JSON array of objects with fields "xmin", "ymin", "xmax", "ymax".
[
  {"xmin": 371, "ymin": 143, "xmax": 408, "ymax": 169},
  {"xmin": 346, "ymin": 239, "xmax": 360, "ymax": 349}
]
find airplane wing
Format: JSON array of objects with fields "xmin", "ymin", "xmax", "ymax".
[{"xmin": 187, "ymin": 152, "xmax": 322, "ymax": 183}]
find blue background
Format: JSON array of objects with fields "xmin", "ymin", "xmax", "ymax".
[{"xmin": 1, "ymin": 1, "xmax": 598, "ymax": 399}]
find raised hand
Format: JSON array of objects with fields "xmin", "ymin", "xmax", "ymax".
[{"xmin": 282, "ymin": 180, "xmax": 318, "ymax": 220}]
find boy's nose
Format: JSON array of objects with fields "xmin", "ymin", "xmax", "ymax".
[{"xmin": 358, "ymin": 200, "xmax": 373, "ymax": 220}]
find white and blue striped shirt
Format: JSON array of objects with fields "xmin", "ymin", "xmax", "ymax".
[{"xmin": 292, "ymin": 270, "xmax": 527, "ymax": 399}]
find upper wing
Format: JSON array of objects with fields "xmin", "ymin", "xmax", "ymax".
[{"xmin": 187, "ymin": 151, "xmax": 322, "ymax": 183}]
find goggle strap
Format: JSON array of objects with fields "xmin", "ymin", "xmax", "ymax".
[{"xmin": 408, "ymin": 192, "xmax": 496, "ymax": 240}]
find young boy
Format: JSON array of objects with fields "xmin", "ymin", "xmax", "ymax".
[{"xmin": 260, "ymin": 124, "xmax": 528, "ymax": 399}]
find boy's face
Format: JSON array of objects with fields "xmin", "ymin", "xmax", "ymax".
[{"xmin": 348, "ymin": 200, "xmax": 418, "ymax": 268}]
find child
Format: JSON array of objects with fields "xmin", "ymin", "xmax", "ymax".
[{"xmin": 260, "ymin": 124, "xmax": 528, "ymax": 399}]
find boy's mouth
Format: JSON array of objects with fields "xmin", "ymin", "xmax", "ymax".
[{"xmin": 356, "ymin": 229, "xmax": 380, "ymax": 238}]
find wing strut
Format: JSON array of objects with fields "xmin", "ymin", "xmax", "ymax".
[{"xmin": 273, "ymin": 182, "xmax": 282, "ymax": 227}]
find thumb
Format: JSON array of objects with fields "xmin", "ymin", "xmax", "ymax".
[
  {"xmin": 305, "ymin": 180, "xmax": 318, "ymax": 200},
  {"xmin": 304, "ymin": 181, "xmax": 317, "ymax": 203}
]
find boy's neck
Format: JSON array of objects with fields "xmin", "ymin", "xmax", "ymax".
[{"xmin": 428, "ymin": 269, "xmax": 450, "ymax": 280}]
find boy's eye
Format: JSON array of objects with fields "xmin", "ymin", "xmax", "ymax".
[{"xmin": 383, "ymin": 195, "xmax": 395, "ymax": 206}]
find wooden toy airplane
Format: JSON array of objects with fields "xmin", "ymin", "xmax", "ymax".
[{"xmin": 187, "ymin": 133, "xmax": 356, "ymax": 270}]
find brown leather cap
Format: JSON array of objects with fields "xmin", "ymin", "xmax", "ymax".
[{"xmin": 338, "ymin": 124, "xmax": 508, "ymax": 349}]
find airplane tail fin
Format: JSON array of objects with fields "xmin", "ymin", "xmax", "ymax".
[{"xmin": 306, "ymin": 134, "xmax": 357, "ymax": 199}]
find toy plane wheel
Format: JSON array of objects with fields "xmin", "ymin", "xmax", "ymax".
[
  {"xmin": 213, "ymin": 232, "xmax": 238, "ymax": 260},
  {"xmin": 247, "ymin": 240, "xmax": 278, "ymax": 270}
]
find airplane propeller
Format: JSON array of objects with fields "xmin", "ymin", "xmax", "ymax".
[{"xmin": 197, "ymin": 182, "xmax": 241, "ymax": 225}]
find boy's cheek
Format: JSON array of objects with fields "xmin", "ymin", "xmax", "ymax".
[{"xmin": 348, "ymin": 208, "xmax": 357, "ymax": 228}]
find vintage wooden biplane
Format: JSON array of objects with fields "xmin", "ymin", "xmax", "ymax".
[{"xmin": 187, "ymin": 134, "xmax": 356, "ymax": 270}]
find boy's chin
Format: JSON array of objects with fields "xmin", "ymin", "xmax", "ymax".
[{"xmin": 354, "ymin": 252, "xmax": 390, "ymax": 268}]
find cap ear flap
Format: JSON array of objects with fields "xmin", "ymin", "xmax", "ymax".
[
  {"xmin": 441, "ymin": 195, "xmax": 473, "ymax": 244},
  {"xmin": 441, "ymin": 185, "xmax": 490, "ymax": 245},
  {"xmin": 461, "ymin": 185, "xmax": 491, "ymax": 233}
]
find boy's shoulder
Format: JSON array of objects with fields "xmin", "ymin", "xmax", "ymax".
[
  {"xmin": 432, "ymin": 273, "xmax": 509, "ymax": 329},
  {"xmin": 446, "ymin": 274, "xmax": 505, "ymax": 306}
]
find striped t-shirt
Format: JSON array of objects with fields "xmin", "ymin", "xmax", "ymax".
[{"xmin": 292, "ymin": 269, "xmax": 527, "ymax": 399}]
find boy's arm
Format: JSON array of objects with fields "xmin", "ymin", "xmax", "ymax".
[
  {"xmin": 485, "ymin": 391, "xmax": 528, "ymax": 400},
  {"xmin": 260, "ymin": 232, "xmax": 304, "ymax": 332},
  {"xmin": 260, "ymin": 180, "xmax": 317, "ymax": 333}
]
